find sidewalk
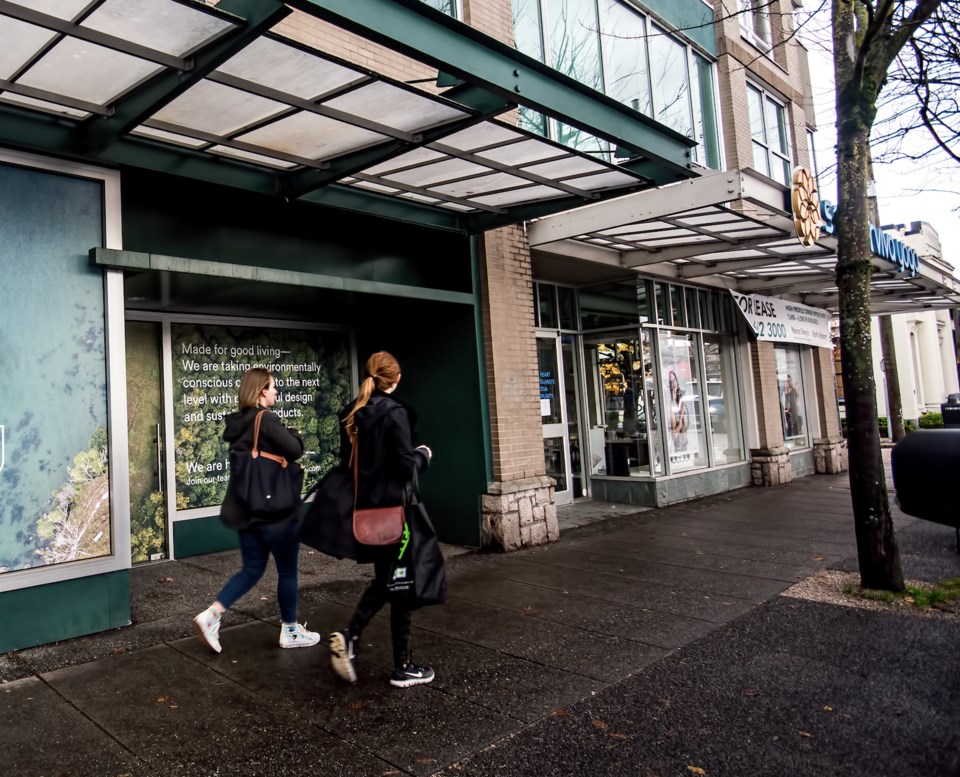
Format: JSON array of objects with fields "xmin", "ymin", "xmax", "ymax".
[{"xmin": 2, "ymin": 467, "xmax": 958, "ymax": 776}]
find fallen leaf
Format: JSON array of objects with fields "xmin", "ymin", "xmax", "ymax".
[
  {"xmin": 610, "ymin": 732, "xmax": 629, "ymax": 740},
  {"xmin": 823, "ymin": 705, "xmax": 833, "ymax": 712},
  {"xmin": 156, "ymin": 696, "xmax": 170, "ymax": 703},
  {"xmin": 815, "ymin": 557, "xmax": 825, "ymax": 561},
  {"xmin": 743, "ymin": 689, "xmax": 759, "ymax": 697},
  {"xmin": 158, "ymin": 577, "xmax": 174, "ymax": 583},
  {"xmin": 687, "ymin": 767, "xmax": 706, "ymax": 775},
  {"xmin": 592, "ymin": 720, "xmax": 609, "ymax": 729},
  {"xmin": 350, "ymin": 702, "xmax": 363, "ymax": 710},
  {"xmin": 169, "ymin": 704, "xmax": 179, "ymax": 709},
  {"xmin": 415, "ymin": 758, "xmax": 436, "ymax": 765},
  {"xmin": 797, "ymin": 731, "xmax": 812, "ymax": 738},
  {"xmin": 554, "ymin": 708, "xmax": 571, "ymax": 717}
]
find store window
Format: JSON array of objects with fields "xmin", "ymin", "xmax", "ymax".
[
  {"xmin": 775, "ymin": 343, "xmax": 808, "ymax": 448},
  {"xmin": 748, "ymin": 84, "xmax": 792, "ymax": 186},
  {"xmin": 703, "ymin": 335, "xmax": 743, "ymax": 465},
  {"xmin": 660, "ymin": 331, "xmax": 708, "ymax": 473}
]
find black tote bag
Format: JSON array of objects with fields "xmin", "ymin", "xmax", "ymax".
[
  {"xmin": 232, "ymin": 410, "xmax": 304, "ymax": 519},
  {"xmin": 385, "ymin": 475, "xmax": 447, "ymax": 609}
]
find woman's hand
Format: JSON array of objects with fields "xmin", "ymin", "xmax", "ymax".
[{"xmin": 416, "ymin": 444, "xmax": 433, "ymax": 462}]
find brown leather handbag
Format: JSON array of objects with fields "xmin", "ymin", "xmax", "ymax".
[{"xmin": 351, "ymin": 436, "xmax": 404, "ymax": 545}]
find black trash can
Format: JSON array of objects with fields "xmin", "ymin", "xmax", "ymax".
[
  {"xmin": 891, "ymin": 429, "xmax": 960, "ymax": 551},
  {"xmin": 942, "ymin": 393, "xmax": 960, "ymax": 428}
]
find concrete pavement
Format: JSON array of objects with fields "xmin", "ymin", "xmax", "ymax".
[{"xmin": 1, "ymin": 466, "xmax": 958, "ymax": 776}]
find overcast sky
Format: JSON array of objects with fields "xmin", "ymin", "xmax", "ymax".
[{"xmin": 798, "ymin": 12, "xmax": 959, "ymax": 272}]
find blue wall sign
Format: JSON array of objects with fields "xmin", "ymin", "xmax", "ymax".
[{"xmin": 819, "ymin": 200, "xmax": 920, "ymax": 277}]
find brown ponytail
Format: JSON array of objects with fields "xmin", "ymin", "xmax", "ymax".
[{"xmin": 343, "ymin": 351, "xmax": 401, "ymax": 446}]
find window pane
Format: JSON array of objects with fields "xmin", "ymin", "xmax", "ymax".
[
  {"xmin": 649, "ymin": 27, "xmax": 692, "ymax": 138},
  {"xmin": 747, "ymin": 86, "xmax": 765, "ymax": 142},
  {"xmin": 519, "ymin": 107, "xmax": 548, "ymax": 136},
  {"xmin": 775, "ymin": 344, "xmax": 807, "ymax": 449},
  {"xmin": 546, "ymin": 0, "xmax": 602, "ymax": 90},
  {"xmin": 537, "ymin": 283, "xmax": 558, "ymax": 328},
  {"xmin": 670, "ymin": 284, "xmax": 685, "ymax": 327},
  {"xmin": 579, "ymin": 281, "xmax": 641, "ymax": 329},
  {"xmin": 685, "ymin": 287, "xmax": 700, "ymax": 328},
  {"xmin": 601, "ymin": 0, "xmax": 652, "ymax": 116},
  {"xmin": 555, "ymin": 122, "xmax": 611, "ymax": 158},
  {"xmin": 704, "ymin": 334, "xmax": 743, "ymax": 464},
  {"xmin": 512, "ymin": 0, "xmax": 543, "ymax": 60},
  {"xmin": 694, "ymin": 54, "xmax": 721, "ymax": 169},
  {"xmin": 422, "ymin": 0, "xmax": 456, "ymax": 16},
  {"xmin": 660, "ymin": 331, "xmax": 707, "ymax": 472},
  {"xmin": 557, "ymin": 285, "xmax": 577, "ymax": 329},
  {"xmin": 753, "ymin": 141, "xmax": 770, "ymax": 176},
  {"xmin": 765, "ymin": 97, "xmax": 789, "ymax": 155},
  {"xmin": 654, "ymin": 281, "xmax": 670, "ymax": 325},
  {"xmin": 637, "ymin": 279, "xmax": 651, "ymax": 323}
]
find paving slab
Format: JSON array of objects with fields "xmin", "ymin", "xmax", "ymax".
[
  {"xmin": 438, "ymin": 597, "xmax": 960, "ymax": 777},
  {"xmin": 447, "ymin": 570, "xmax": 716, "ymax": 649},
  {"xmin": 480, "ymin": 557, "xmax": 757, "ymax": 623},
  {"xmin": 0, "ymin": 676, "xmax": 149, "ymax": 776},
  {"xmin": 44, "ymin": 642, "xmax": 393, "ymax": 777}
]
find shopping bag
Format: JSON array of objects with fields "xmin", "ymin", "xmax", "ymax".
[
  {"xmin": 299, "ymin": 467, "xmax": 358, "ymax": 560},
  {"xmin": 232, "ymin": 410, "xmax": 303, "ymax": 519},
  {"xmin": 386, "ymin": 479, "xmax": 446, "ymax": 609}
]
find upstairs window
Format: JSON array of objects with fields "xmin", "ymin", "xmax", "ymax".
[
  {"xmin": 740, "ymin": 0, "xmax": 772, "ymax": 52},
  {"xmin": 747, "ymin": 84, "xmax": 792, "ymax": 186},
  {"xmin": 421, "ymin": 0, "xmax": 458, "ymax": 17}
]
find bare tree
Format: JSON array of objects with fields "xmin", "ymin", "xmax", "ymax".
[{"xmin": 832, "ymin": 0, "xmax": 947, "ymax": 591}]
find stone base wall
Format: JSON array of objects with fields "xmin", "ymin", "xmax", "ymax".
[
  {"xmin": 813, "ymin": 437, "xmax": 848, "ymax": 474},
  {"xmin": 481, "ymin": 476, "xmax": 558, "ymax": 551},
  {"xmin": 750, "ymin": 447, "xmax": 793, "ymax": 486}
]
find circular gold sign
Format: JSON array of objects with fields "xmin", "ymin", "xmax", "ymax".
[{"xmin": 792, "ymin": 166, "xmax": 821, "ymax": 247}]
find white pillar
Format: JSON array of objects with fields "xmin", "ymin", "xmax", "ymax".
[{"xmin": 918, "ymin": 313, "xmax": 945, "ymax": 410}]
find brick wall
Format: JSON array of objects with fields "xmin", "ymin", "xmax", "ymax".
[
  {"xmin": 478, "ymin": 226, "xmax": 545, "ymax": 482},
  {"xmin": 814, "ymin": 345, "xmax": 842, "ymax": 438},
  {"xmin": 463, "ymin": 0, "xmax": 514, "ymax": 44}
]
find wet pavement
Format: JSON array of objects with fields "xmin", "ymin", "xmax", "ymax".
[{"xmin": 2, "ymin": 466, "xmax": 959, "ymax": 776}]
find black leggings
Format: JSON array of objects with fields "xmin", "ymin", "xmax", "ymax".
[{"xmin": 348, "ymin": 556, "xmax": 412, "ymax": 667}]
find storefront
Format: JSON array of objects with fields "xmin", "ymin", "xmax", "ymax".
[{"xmin": 0, "ymin": 0, "xmax": 700, "ymax": 652}]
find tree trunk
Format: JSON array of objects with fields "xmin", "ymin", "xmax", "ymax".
[
  {"xmin": 879, "ymin": 315, "xmax": 906, "ymax": 441},
  {"xmin": 834, "ymin": 118, "xmax": 905, "ymax": 591}
]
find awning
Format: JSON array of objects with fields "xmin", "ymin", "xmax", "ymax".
[
  {"xmin": 0, "ymin": 0, "xmax": 697, "ymax": 233},
  {"xmin": 528, "ymin": 168, "xmax": 960, "ymax": 314}
]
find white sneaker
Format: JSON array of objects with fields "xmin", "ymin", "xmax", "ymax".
[
  {"xmin": 193, "ymin": 607, "xmax": 222, "ymax": 654},
  {"xmin": 279, "ymin": 622, "xmax": 321, "ymax": 649}
]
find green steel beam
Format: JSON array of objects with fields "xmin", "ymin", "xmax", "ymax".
[
  {"xmin": 92, "ymin": 248, "xmax": 475, "ymax": 304},
  {"xmin": 282, "ymin": 82, "xmax": 515, "ymax": 199},
  {"xmin": 297, "ymin": 184, "xmax": 465, "ymax": 232},
  {"xmin": 78, "ymin": 0, "xmax": 289, "ymax": 155},
  {"xmin": 286, "ymin": 0, "xmax": 695, "ymax": 181}
]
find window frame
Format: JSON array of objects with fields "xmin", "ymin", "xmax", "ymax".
[
  {"xmin": 739, "ymin": 0, "xmax": 773, "ymax": 53},
  {"xmin": 747, "ymin": 82, "xmax": 793, "ymax": 187}
]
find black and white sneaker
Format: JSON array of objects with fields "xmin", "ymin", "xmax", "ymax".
[
  {"xmin": 390, "ymin": 661, "xmax": 435, "ymax": 688},
  {"xmin": 329, "ymin": 629, "xmax": 357, "ymax": 683}
]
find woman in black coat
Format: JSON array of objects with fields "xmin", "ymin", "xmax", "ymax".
[
  {"xmin": 193, "ymin": 367, "xmax": 320, "ymax": 654},
  {"xmin": 328, "ymin": 351, "xmax": 435, "ymax": 688}
]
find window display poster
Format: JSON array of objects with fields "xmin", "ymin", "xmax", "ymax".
[
  {"xmin": 660, "ymin": 332, "xmax": 700, "ymax": 470},
  {"xmin": 171, "ymin": 324, "xmax": 351, "ymax": 511},
  {"xmin": 0, "ymin": 166, "xmax": 110, "ymax": 574}
]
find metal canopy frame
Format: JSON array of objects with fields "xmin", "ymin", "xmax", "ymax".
[
  {"xmin": 0, "ymin": 0, "xmax": 697, "ymax": 233},
  {"xmin": 528, "ymin": 169, "xmax": 960, "ymax": 314}
]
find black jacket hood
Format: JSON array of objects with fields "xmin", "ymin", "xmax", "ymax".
[
  {"xmin": 223, "ymin": 406, "xmax": 258, "ymax": 444},
  {"xmin": 353, "ymin": 392, "xmax": 419, "ymax": 440}
]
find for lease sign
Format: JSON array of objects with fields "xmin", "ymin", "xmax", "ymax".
[{"xmin": 730, "ymin": 291, "xmax": 832, "ymax": 348}]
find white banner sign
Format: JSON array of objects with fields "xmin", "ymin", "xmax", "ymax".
[{"xmin": 730, "ymin": 291, "xmax": 832, "ymax": 348}]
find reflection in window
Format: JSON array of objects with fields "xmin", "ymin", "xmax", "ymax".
[
  {"xmin": 704, "ymin": 335, "xmax": 743, "ymax": 464},
  {"xmin": 546, "ymin": 0, "xmax": 602, "ymax": 90},
  {"xmin": 693, "ymin": 54, "xmax": 721, "ymax": 169},
  {"xmin": 740, "ymin": 0, "xmax": 772, "ymax": 50},
  {"xmin": 600, "ymin": 0, "xmax": 651, "ymax": 116},
  {"xmin": 775, "ymin": 343, "xmax": 807, "ymax": 449},
  {"xmin": 649, "ymin": 27, "xmax": 692, "ymax": 140},
  {"xmin": 421, "ymin": 0, "xmax": 457, "ymax": 16}
]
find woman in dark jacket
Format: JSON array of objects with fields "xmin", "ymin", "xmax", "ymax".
[
  {"xmin": 193, "ymin": 367, "xmax": 320, "ymax": 654},
  {"xmin": 328, "ymin": 351, "xmax": 434, "ymax": 688}
]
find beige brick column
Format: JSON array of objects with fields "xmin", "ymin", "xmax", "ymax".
[
  {"xmin": 749, "ymin": 340, "xmax": 792, "ymax": 486},
  {"xmin": 477, "ymin": 227, "xmax": 558, "ymax": 550},
  {"xmin": 812, "ymin": 345, "xmax": 848, "ymax": 474}
]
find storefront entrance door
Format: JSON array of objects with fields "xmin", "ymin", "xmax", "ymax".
[{"xmin": 537, "ymin": 333, "xmax": 575, "ymax": 505}]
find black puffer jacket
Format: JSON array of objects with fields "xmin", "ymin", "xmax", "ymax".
[{"xmin": 220, "ymin": 406, "xmax": 304, "ymax": 530}]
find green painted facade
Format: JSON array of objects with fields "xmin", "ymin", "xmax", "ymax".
[{"xmin": 0, "ymin": 571, "xmax": 130, "ymax": 654}]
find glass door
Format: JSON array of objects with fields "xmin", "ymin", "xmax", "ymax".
[
  {"xmin": 125, "ymin": 321, "xmax": 169, "ymax": 563},
  {"xmin": 537, "ymin": 334, "xmax": 573, "ymax": 504}
]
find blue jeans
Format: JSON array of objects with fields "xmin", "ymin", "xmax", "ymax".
[{"xmin": 217, "ymin": 516, "xmax": 300, "ymax": 623}]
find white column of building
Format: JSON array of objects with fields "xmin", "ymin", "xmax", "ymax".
[
  {"xmin": 917, "ymin": 313, "xmax": 945, "ymax": 411},
  {"xmin": 937, "ymin": 311, "xmax": 960, "ymax": 399}
]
